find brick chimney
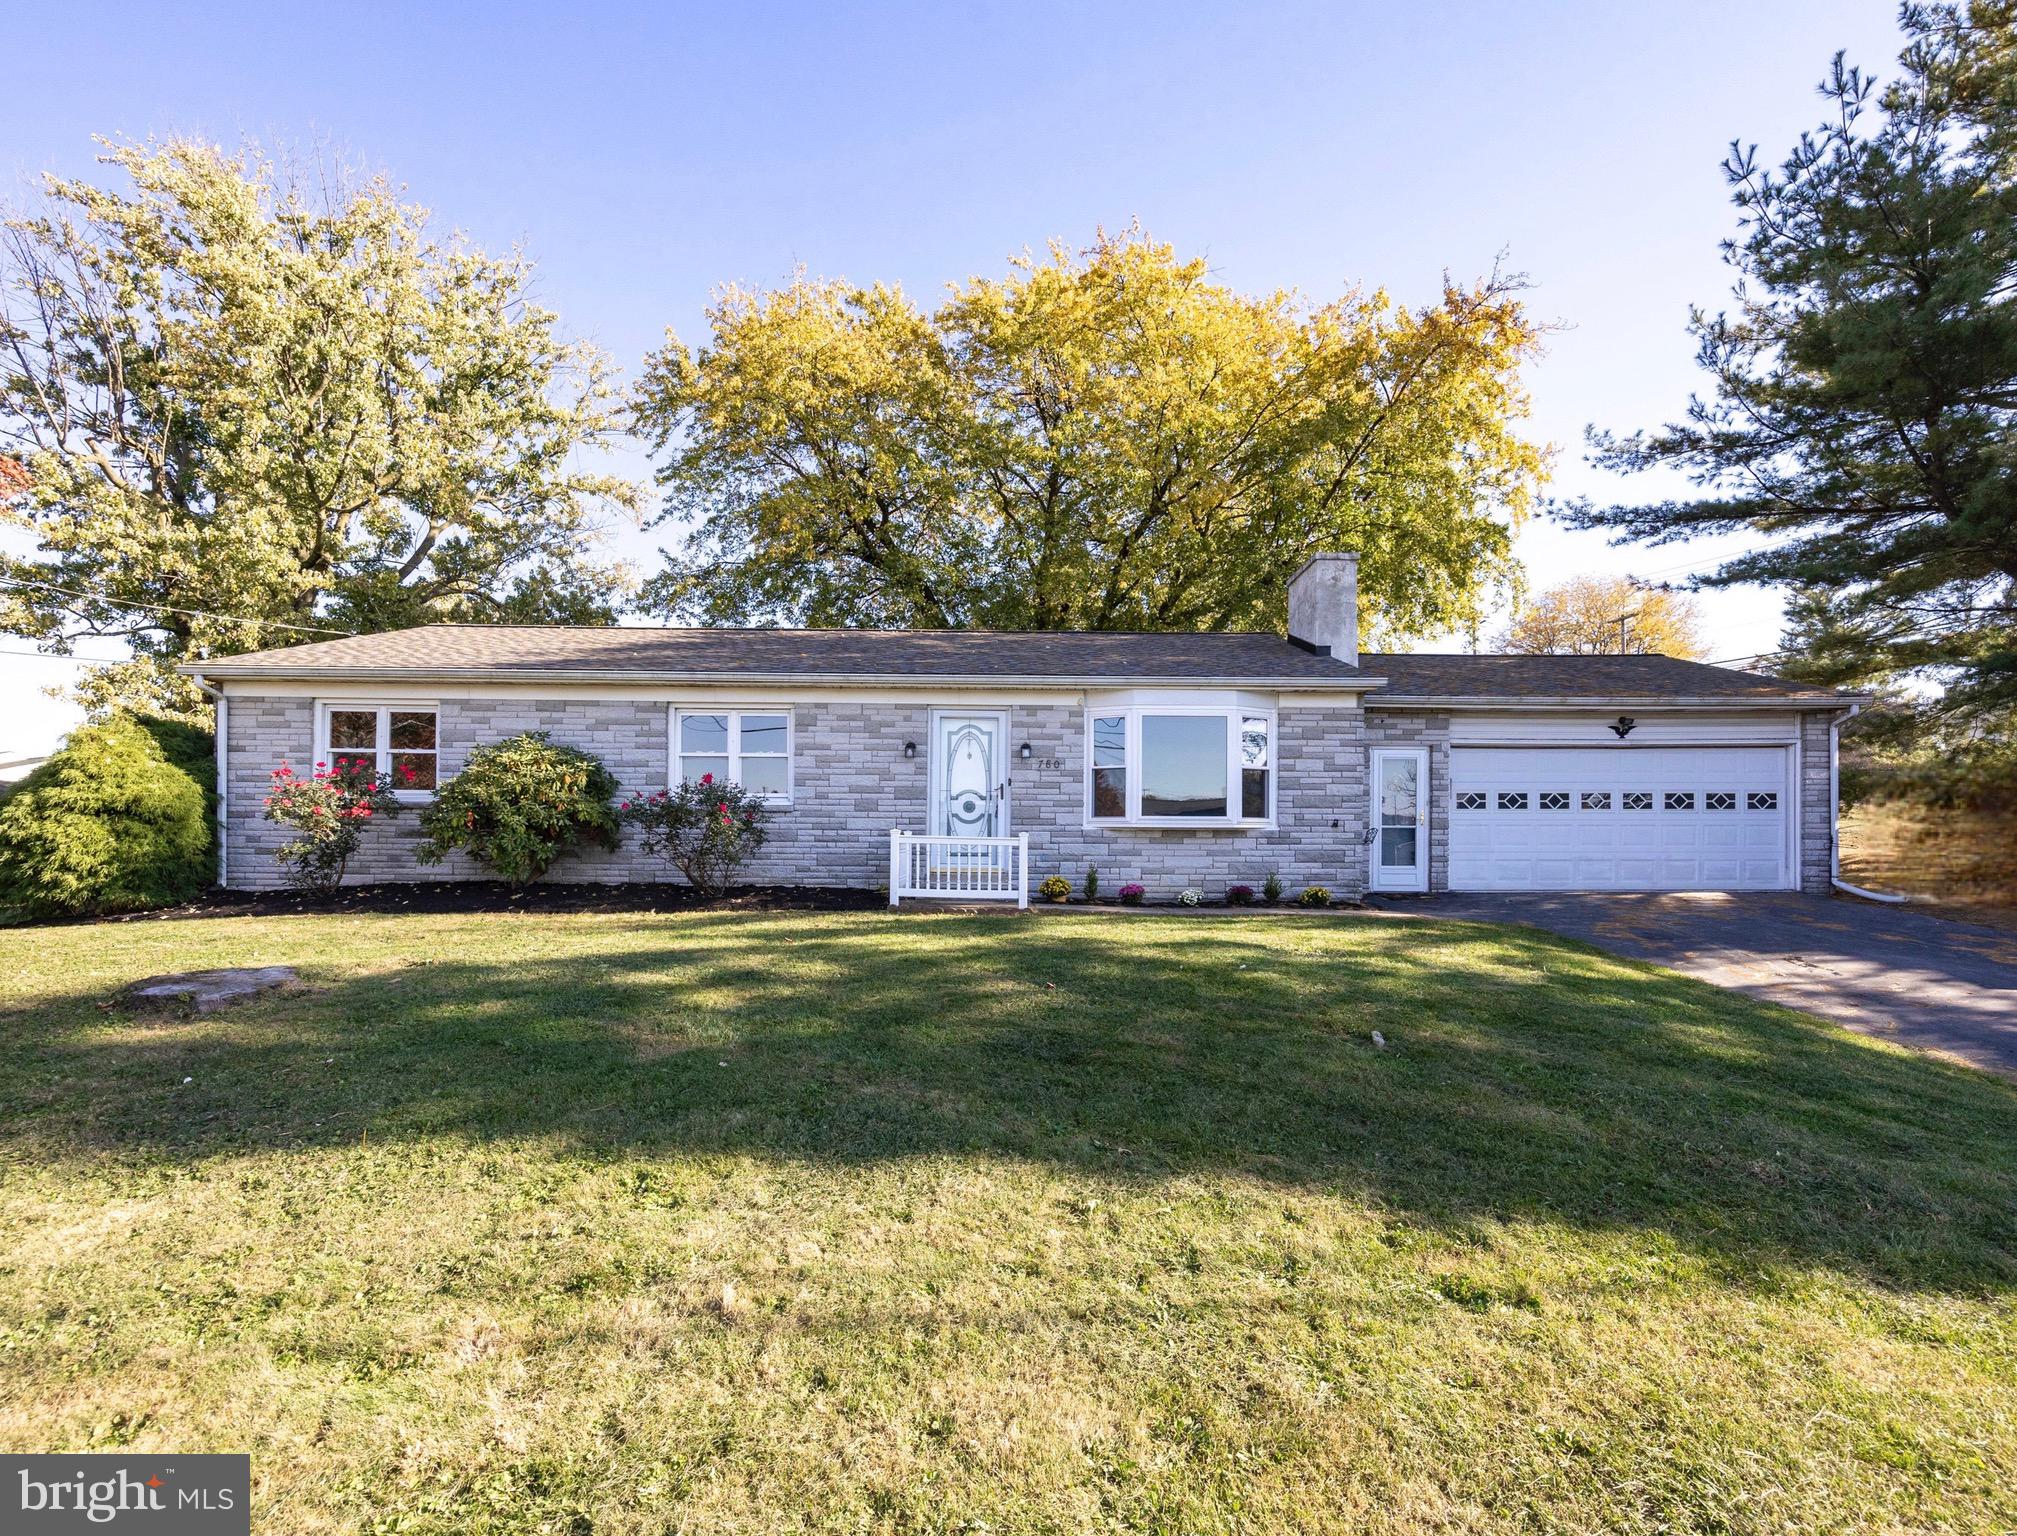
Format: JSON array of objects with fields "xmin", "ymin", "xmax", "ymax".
[{"xmin": 1286, "ymin": 552, "xmax": 1359, "ymax": 666}]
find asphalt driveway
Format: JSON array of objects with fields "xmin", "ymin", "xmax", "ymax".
[{"xmin": 1402, "ymin": 891, "xmax": 2017, "ymax": 1077}]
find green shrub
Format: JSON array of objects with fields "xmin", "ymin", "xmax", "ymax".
[
  {"xmin": 1262, "ymin": 871, "xmax": 1284, "ymax": 903},
  {"xmin": 0, "ymin": 716, "xmax": 211, "ymax": 920},
  {"xmin": 1038, "ymin": 874, "xmax": 1072, "ymax": 903},
  {"xmin": 1298, "ymin": 884, "xmax": 1332, "ymax": 908},
  {"xmin": 417, "ymin": 732, "xmax": 619, "ymax": 886},
  {"xmin": 619, "ymin": 775, "xmax": 772, "ymax": 898},
  {"xmin": 1083, "ymin": 865, "xmax": 1100, "ymax": 901}
]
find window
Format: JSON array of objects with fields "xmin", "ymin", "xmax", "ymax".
[
  {"xmin": 318, "ymin": 703, "xmax": 438, "ymax": 795},
  {"xmin": 675, "ymin": 709, "xmax": 792, "ymax": 801},
  {"xmin": 1539, "ymin": 791, "xmax": 1571, "ymax": 811},
  {"xmin": 1748, "ymin": 791, "xmax": 1779, "ymax": 811},
  {"xmin": 1091, "ymin": 715, "xmax": 1128, "ymax": 819},
  {"xmin": 1497, "ymin": 791, "xmax": 1528, "ymax": 811},
  {"xmin": 1623, "ymin": 792, "xmax": 1654, "ymax": 811},
  {"xmin": 1581, "ymin": 791, "xmax": 1612, "ymax": 810},
  {"xmin": 1083, "ymin": 708, "xmax": 1272, "ymax": 824},
  {"xmin": 1706, "ymin": 791, "xmax": 1737, "ymax": 811},
  {"xmin": 1456, "ymin": 791, "xmax": 1487, "ymax": 811},
  {"xmin": 1665, "ymin": 791, "xmax": 1695, "ymax": 811}
]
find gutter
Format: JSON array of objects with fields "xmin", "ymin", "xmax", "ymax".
[
  {"xmin": 187, "ymin": 672, "xmax": 227, "ymax": 890},
  {"xmin": 1826, "ymin": 700, "xmax": 1907, "ymax": 903},
  {"xmin": 1370, "ymin": 692, "xmax": 1874, "ymax": 712},
  {"xmin": 175, "ymin": 664, "xmax": 1389, "ymax": 692}
]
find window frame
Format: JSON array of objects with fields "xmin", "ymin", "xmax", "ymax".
[
  {"xmin": 670, "ymin": 706, "xmax": 795, "ymax": 806},
  {"xmin": 1082, "ymin": 705, "xmax": 1276, "ymax": 829},
  {"xmin": 314, "ymin": 701, "xmax": 440, "ymax": 803}
]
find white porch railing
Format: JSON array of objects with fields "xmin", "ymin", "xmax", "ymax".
[{"xmin": 889, "ymin": 831, "xmax": 1030, "ymax": 908}]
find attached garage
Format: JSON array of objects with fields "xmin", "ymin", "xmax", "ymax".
[{"xmin": 1447, "ymin": 744, "xmax": 1795, "ymax": 892}]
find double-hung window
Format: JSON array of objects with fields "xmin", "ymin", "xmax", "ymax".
[
  {"xmin": 316, "ymin": 703, "xmax": 438, "ymax": 797},
  {"xmin": 674, "ymin": 709, "xmax": 792, "ymax": 802},
  {"xmin": 1086, "ymin": 707, "xmax": 1273, "ymax": 825}
]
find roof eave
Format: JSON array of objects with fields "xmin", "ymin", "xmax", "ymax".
[
  {"xmin": 183, "ymin": 663, "xmax": 1383, "ymax": 691},
  {"xmin": 1367, "ymin": 692, "xmax": 1873, "ymax": 711}
]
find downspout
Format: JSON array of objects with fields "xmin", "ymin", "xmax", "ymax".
[
  {"xmin": 1827, "ymin": 701, "xmax": 1906, "ymax": 903},
  {"xmin": 189, "ymin": 673, "xmax": 228, "ymax": 890}
]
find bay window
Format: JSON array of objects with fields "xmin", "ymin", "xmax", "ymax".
[
  {"xmin": 674, "ymin": 708, "xmax": 792, "ymax": 802},
  {"xmin": 316, "ymin": 703, "xmax": 439, "ymax": 797},
  {"xmin": 1086, "ymin": 707, "xmax": 1273, "ymax": 825}
]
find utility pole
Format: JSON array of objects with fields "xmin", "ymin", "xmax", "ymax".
[{"xmin": 1607, "ymin": 609, "xmax": 1641, "ymax": 653}]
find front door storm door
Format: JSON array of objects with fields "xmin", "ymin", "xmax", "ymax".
[{"xmin": 1369, "ymin": 747, "xmax": 1430, "ymax": 892}]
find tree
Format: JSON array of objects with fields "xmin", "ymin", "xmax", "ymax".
[
  {"xmin": 635, "ymin": 227, "xmax": 1549, "ymax": 642},
  {"xmin": 1563, "ymin": 4, "xmax": 2017, "ymax": 718},
  {"xmin": 1500, "ymin": 574, "xmax": 1705, "ymax": 657},
  {"xmin": 0, "ymin": 138, "xmax": 640, "ymax": 718}
]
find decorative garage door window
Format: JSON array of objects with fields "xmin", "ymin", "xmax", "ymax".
[
  {"xmin": 1706, "ymin": 792, "xmax": 1738, "ymax": 810},
  {"xmin": 1497, "ymin": 791, "xmax": 1528, "ymax": 810},
  {"xmin": 1581, "ymin": 791, "xmax": 1611, "ymax": 810},
  {"xmin": 1623, "ymin": 792, "xmax": 1654, "ymax": 810},
  {"xmin": 1456, "ymin": 791, "xmax": 1487, "ymax": 811},
  {"xmin": 675, "ymin": 710, "xmax": 791, "ymax": 801},
  {"xmin": 1748, "ymin": 791, "xmax": 1778, "ymax": 810},
  {"xmin": 318, "ymin": 703, "xmax": 438, "ymax": 795},
  {"xmin": 1539, "ymin": 791, "xmax": 1571, "ymax": 810}
]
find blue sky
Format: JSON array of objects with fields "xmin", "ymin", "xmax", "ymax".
[{"xmin": 2, "ymin": 0, "xmax": 1906, "ymax": 755}]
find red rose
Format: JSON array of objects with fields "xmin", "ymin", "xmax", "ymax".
[{"xmin": 700, "ymin": 772, "xmax": 713, "ymax": 785}]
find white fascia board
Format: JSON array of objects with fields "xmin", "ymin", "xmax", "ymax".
[
  {"xmin": 1370, "ymin": 694, "xmax": 1867, "ymax": 712},
  {"xmin": 190, "ymin": 667, "xmax": 1382, "ymax": 697}
]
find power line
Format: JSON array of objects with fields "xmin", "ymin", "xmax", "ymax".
[{"xmin": 0, "ymin": 574, "xmax": 353, "ymax": 637}]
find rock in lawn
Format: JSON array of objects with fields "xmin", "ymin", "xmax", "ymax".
[
  {"xmin": 122, "ymin": 967, "xmax": 298, "ymax": 1014},
  {"xmin": 1371, "ymin": 1030, "xmax": 1387, "ymax": 1049}
]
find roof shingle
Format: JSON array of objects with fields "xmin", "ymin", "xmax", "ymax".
[{"xmin": 186, "ymin": 624, "xmax": 1856, "ymax": 705}]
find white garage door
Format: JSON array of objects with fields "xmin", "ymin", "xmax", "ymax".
[{"xmin": 1449, "ymin": 746, "xmax": 1793, "ymax": 892}]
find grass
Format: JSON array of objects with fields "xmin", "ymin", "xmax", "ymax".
[
  {"xmin": 1, "ymin": 907, "xmax": 2014, "ymax": 1534},
  {"xmin": 1841, "ymin": 801, "xmax": 2017, "ymax": 931}
]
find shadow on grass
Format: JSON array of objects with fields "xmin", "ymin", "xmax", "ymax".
[{"xmin": 7, "ymin": 910, "xmax": 2015, "ymax": 1296}]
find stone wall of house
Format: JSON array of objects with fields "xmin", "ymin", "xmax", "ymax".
[
  {"xmin": 1799, "ymin": 710, "xmax": 1835, "ymax": 894},
  {"xmin": 219, "ymin": 693, "xmax": 1368, "ymax": 895},
  {"xmin": 1008, "ymin": 702, "xmax": 1368, "ymax": 901},
  {"xmin": 218, "ymin": 689, "xmax": 1839, "ymax": 897}
]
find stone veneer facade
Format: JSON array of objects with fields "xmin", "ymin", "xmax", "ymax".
[{"xmin": 218, "ymin": 692, "xmax": 1837, "ymax": 896}]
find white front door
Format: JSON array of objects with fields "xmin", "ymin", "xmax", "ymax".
[
  {"xmin": 931, "ymin": 711, "xmax": 1009, "ymax": 838},
  {"xmin": 1369, "ymin": 747, "xmax": 1430, "ymax": 892}
]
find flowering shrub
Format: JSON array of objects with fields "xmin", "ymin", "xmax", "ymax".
[
  {"xmin": 1225, "ymin": 884, "xmax": 1255, "ymax": 906},
  {"xmin": 1176, "ymin": 888, "xmax": 1202, "ymax": 907},
  {"xmin": 417, "ymin": 732, "xmax": 619, "ymax": 886},
  {"xmin": 1038, "ymin": 874, "xmax": 1072, "ymax": 903},
  {"xmin": 1117, "ymin": 882, "xmax": 1147, "ymax": 905},
  {"xmin": 619, "ymin": 773, "xmax": 770, "ymax": 897},
  {"xmin": 263, "ymin": 756, "xmax": 402, "ymax": 890},
  {"xmin": 1299, "ymin": 884, "xmax": 1333, "ymax": 907}
]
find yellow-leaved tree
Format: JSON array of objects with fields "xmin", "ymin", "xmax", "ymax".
[
  {"xmin": 1499, "ymin": 575, "xmax": 1705, "ymax": 657},
  {"xmin": 635, "ymin": 227, "xmax": 1551, "ymax": 643}
]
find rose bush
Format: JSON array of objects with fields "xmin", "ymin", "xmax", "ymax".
[
  {"xmin": 264, "ymin": 756, "xmax": 403, "ymax": 890},
  {"xmin": 619, "ymin": 773, "xmax": 770, "ymax": 897}
]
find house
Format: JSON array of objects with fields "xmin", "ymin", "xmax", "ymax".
[{"xmin": 182, "ymin": 554, "xmax": 1868, "ymax": 900}]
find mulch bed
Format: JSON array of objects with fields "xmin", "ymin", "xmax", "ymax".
[{"xmin": 73, "ymin": 881, "xmax": 889, "ymax": 926}]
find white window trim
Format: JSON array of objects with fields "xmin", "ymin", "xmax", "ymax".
[
  {"xmin": 1083, "ymin": 705, "xmax": 1275, "ymax": 829},
  {"xmin": 670, "ymin": 705, "xmax": 795, "ymax": 806},
  {"xmin": 313, "ymin": 700, "xmax": 440, "ymax": 804}
]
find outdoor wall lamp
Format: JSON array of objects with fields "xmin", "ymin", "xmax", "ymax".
[
  {"xmin": 1019, "ymin": 741, "xmax": 1033, "ymax": 761},
  {"xmin": 902, "ymin": 740, "xmax": 917, "ymax": 759},
  {"xmin": 1610, "ymin": 716, "xmax": 1637, "ymax": 738}
]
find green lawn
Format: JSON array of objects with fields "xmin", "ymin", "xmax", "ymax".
[{"xmin": 1, "ymin": 908, "xmax": 2013, "ymax": 1534}]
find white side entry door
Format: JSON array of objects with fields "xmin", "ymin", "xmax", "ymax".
[{"xmin": 1368, "ymin": 747, "xmax": 1429, "ymax": 892}]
